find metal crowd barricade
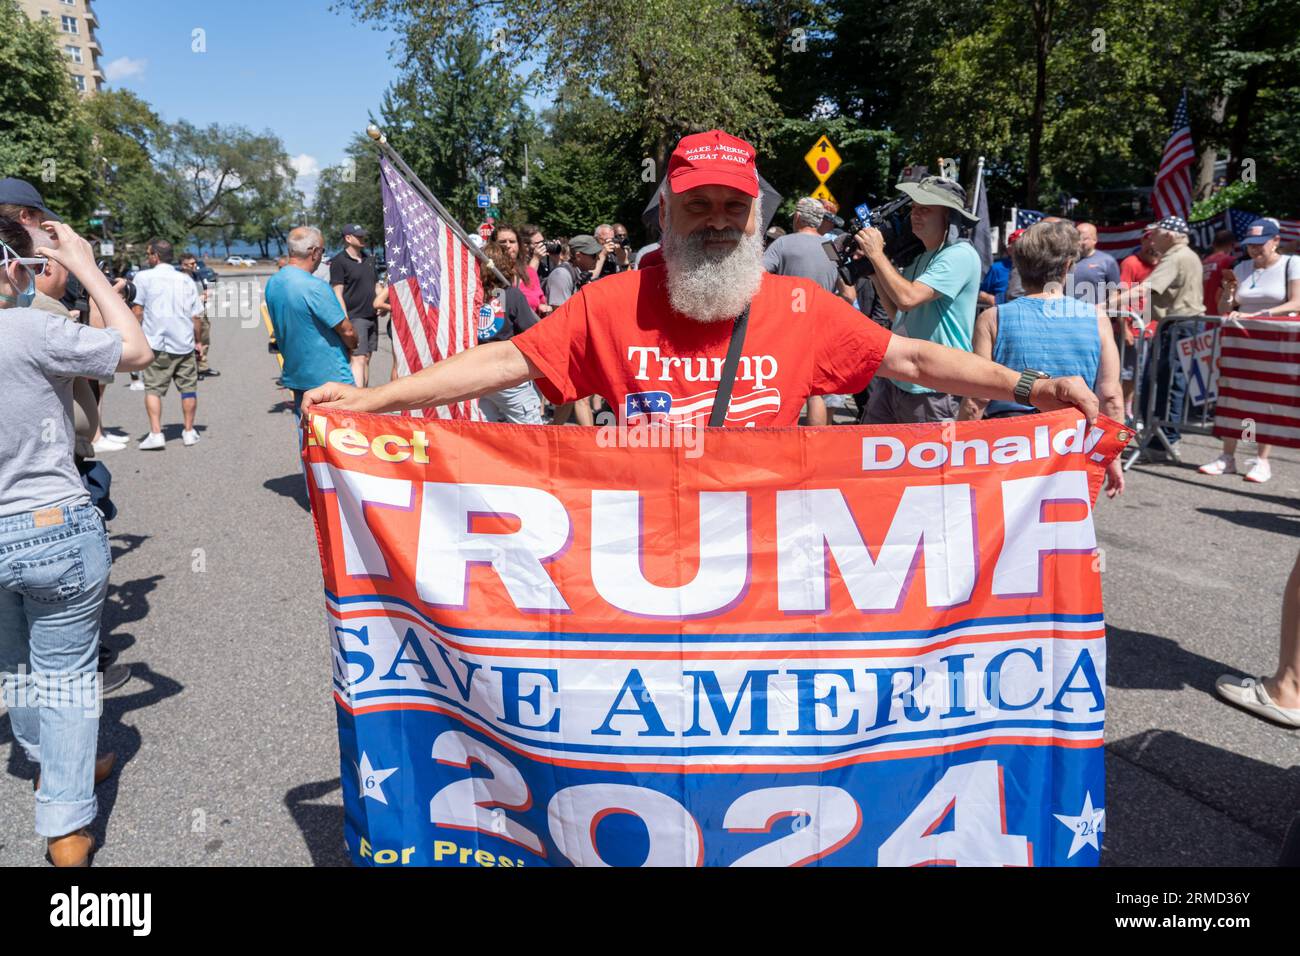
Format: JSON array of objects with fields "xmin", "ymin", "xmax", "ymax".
[{"xmin": 1128, "ymin": 313, "xmax": 1228, "ymax": 469}]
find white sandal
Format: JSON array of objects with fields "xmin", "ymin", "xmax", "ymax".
[{"xmin": 1215, "ymin": 675, "xmax": 1300, "ymax": 728}]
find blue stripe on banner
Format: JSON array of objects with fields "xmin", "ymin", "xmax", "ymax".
[
  {"xmin": 335, "ymin": 679, "xmax": 1104, "ymax": 756},
  {"xmin": 323, "ymin": 589, "xmax": 1104, "ymax": 644}
]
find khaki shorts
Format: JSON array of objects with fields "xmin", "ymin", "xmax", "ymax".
[{"xmin": 143, "ymin": 351, "xmax": 199, "ymax": 396}]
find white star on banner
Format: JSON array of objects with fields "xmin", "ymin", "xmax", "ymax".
[
  {"xmin": 356, "ymin": 752, "xmax": 398, "ymax": 805},
  {"xmin": 1054, "ymin": 791, "xmax": 1105, "ymax": 858}
]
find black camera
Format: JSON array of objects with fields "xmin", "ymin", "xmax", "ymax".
[
  {"xmin": 545, "ymin": 239, "xmax": 563, "ymax": 256},
  {"xmin": 828, "ymin": 195, "xmax": 926, "ymax": 285}
]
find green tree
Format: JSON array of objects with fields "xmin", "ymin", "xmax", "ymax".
[
  {"xmin": 314, "ymin": 135, "xmax": 384, "ymax": 250},
  {"xmin": 0, "ymin": 0, "xmax": 93, "ymax": 220},
  {"xmin": 521, "ymin": 85, "xmax": 644, "ymax": 237},
  {"xmin": 83, "ymin": 90, "xmax": 185, "ymax": 245},
  {"xmin": 161, "ymin": 121, "xmax": 298, "ymax": 239},
  {"xmin": 339, "ymin": 0, "xmax": 777, "ymax": 168},
  {"xmin": 377, "ymin": 29, "xmax": 539, "ymax": 228}
]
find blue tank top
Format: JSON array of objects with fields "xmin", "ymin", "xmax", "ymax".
[{"xmin": 985, "ymin": 295, "xmax": 1101, "ymax": 416}]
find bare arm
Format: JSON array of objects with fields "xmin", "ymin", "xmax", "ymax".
[
  {"xmin": 336, "ymin": 317, "xmax": 358, "ymax": 351},
  {"xmin": 303, "ymin": 340, "xmax": 539, "ymax": 414},
  {"xmin": 332, "ymin": 283, "xmax": 348, "ymax": 318},
  {"xmin": 855, "ymin": 228, "xmax": 941, "ymax": 312},
  {"xmin": 957, "ymin": 307, "xmax": 999, "ymax": 420},
  {"xmin": 1093, "ymin": 307, "xmax": 1126, "ymax": 497},
  {"xmin": 1093, "ymin": 307, "xmax": 1124, "ymax": 422},
  {"xmin": 878, "ymin": 334, "xmax": 1099, "ymax": 423}
]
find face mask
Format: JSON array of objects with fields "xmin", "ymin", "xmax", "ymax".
[{"xmin": 0, "ymin": 242, "xmax": 39, "ymax": 307}]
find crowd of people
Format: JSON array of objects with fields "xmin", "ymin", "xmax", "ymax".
[{"xmin": 3, "ymin": 124, "xmax": 1300, "ymax": 867}]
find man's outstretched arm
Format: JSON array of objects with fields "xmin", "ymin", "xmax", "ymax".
[
  {"xmin": 878, "ymin": 334, "xmax": 1099, "ymax": 423},
  {"xmin": 302, "ymin": 341, "xmax": 539, "ymax": 414}
]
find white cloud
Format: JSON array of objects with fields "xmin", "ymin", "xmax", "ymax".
[
  {"xmin": 104, "ymin": 56, "xmax": 146, "ymax": 82},
  {"xmin": 291, "ymin": 154, "xmax": 321, "ymax": 178}
]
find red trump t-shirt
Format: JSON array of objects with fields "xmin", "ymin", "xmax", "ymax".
[{"xmin": 512, "ymin": 265, "xmax": 892, "ymax": 427}]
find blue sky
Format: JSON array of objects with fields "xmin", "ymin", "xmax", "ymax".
[{"xmin": 96, "ymin": 0, "xmax": 400, "ymax": 198}]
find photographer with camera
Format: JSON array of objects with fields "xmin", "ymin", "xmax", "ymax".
[
  {"xmin": 594, "ymin": 224, "xmax": 629, "ymax": 276},
  {"xmin": 855, "ymin": 176, "xmax": 982, "ymax": 424}
]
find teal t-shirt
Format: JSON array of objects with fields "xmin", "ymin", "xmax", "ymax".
[
  {"xmin": 264, "ymin": 265, "xmax": 355, "ymax": 392},
  {"xmin": 887, "ymin": 240, "xmax": 981, "ymax": 394}
]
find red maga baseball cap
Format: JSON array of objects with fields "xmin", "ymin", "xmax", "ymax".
[{"xmin": 666, "ymin": 130, "xmax": 759, "ymax": 197}]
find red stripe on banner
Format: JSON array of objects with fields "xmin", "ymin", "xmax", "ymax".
[
  {"xmin": 1213, "ymin": 405, "xmax": 1300, "ymax": 429},
  {"xmin": 1214, "ymin": 425, "xmax": 1300, "ymax": 450},
  {"xmin": 1218, "ymin": 367, "xmax": 1300, "ymax": 386},
  {"xmin": 1221, "ymin": 330, "xmax": 1300, "ymax": 345},
  {"xmin": 1218, "ymin": 384, "xmax": 1300, "ymax": 408},
  {"xmin": 333, "ymin": 692, "xmax": 1102, "ymax": 774},
  {"xmin": 391, "ymin": 278, "xmax": 424, "ymax": 376},
  {"xmin": 328, "ymin": 608, "xmax": 1105, "ymax": 660},
  {"xmin": 1220, "ymin": 346, "xmax": 1300, "ymax": 362}
]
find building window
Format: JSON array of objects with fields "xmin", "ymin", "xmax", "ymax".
[
  {"xmin": 61, "ymin": 0, "xmax": 76, "ymax": 5},
  {"xmin": 73, "ymin": 74, "xmax": 86, "ymax": 92},
  {"xmin": 61, "ymin": 15, "xmax": 79, "ymax": 33},
  {"xmin": 41, "ymin": 10, "xmax": 51, "ymax": 17},
  {"xmin": 65, "ymin": 45, "xmax": 83, "ymax": 63}
]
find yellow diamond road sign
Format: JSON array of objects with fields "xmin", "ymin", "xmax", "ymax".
[
  {"xmin": 811, "ymin": 183, "xmax": 837, "ymax": 206},
  {"xmin": 805, "ymin": 135, "xmax": 842, "ymax": 183}
]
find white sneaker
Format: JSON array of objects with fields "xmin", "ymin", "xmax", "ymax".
[
  {"xmin": 128, "ymin": 379, "xmax": 145, "ymax": 392},
  {"xmin": 139, "ymin": 432, "xmax": 165, "ymax": 450},
  {"xmin": 1197, "ymin": 453, "xmax": 1236, "ymax": 476},
  {"xmin": 92, "ymin": 436, "xmax": 127, "ymax": 454},
  {"xmin": 182, "ymin": 429, "xmax": 200, "ymax": 447},
  {"xmin": 1243, "ymin": 458, "xmax": 1271, "ymax": 483}
]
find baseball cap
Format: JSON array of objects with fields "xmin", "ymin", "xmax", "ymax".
[
  {"xmin": 342, "ymin": 223, "xmax": 369, "ymax": 239},
  {"xmin": 666, "ymin": 130, "xmax": 759, "ymax": 198},
  {"xmin": 1152, "ymin": 215, "xmax": 1189, "ymax": 235},
  {"xmin": 0, "ymin": 177, "xmax": 61, "ymax": 222},
  {"xmin": 896, "ymin": 176, "xmax": 979, "ymax": 223},
  {"xmin": 1241, "ymin": 219, "xmax": 1280, "ymax": 245},
  {"xmin": 569, "ymin": 234, "xmax": 602, "ymax": 256}
]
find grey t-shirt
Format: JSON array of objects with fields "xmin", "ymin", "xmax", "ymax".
[
  {"xmin": 0, "ymin": 308, "xmax": 122, "ymax": 515},
  {"xmin": 763, "ymin": 232, "xmax": 840, "ymax": 294},
  {"xmin": 544, "ymin": 263, "xmax": 578, "ymax": 306}
]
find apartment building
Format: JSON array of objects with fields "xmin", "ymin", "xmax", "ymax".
[{"xmin": 16, "ymin": 0, "xmax": 105, "ymax": 94}]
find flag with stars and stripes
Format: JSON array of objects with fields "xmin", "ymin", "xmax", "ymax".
[
  {"xmin": 380, "ymin": 156, "xmax": 483, "ymax": 420},
  {"xmin": 1152, "ymin": 91, "xmax": 1195, "ymax": 221},
  {"xmin": 1016, "ymin": 209, "xmax": 1046, "ymax": 229}
]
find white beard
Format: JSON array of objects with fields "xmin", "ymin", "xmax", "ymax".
[{"xmin": 660, "ymin": 206, "xmax": 766, "ymax": 323}]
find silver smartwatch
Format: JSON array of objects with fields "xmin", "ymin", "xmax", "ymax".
[{"xmin": 1014, "ymin": 369, "xmax": 1050, "ymax": 406}]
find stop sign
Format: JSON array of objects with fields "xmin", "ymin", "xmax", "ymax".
[{"xmin": 478, "ymin": 222, "xmax": 493, "ymax": 239}]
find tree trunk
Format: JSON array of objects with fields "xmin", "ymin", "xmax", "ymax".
[
  {"xmin": 1195, "ymin": 93, "xmax": 1228, "ymax": 201},
  {"xmin": 1025, "ymin": 0, "xmax": 1052, "ymax": 206},
  {"xmin": 1226, "ymin": 67, "xmax": 1263, "ymax": 182}
]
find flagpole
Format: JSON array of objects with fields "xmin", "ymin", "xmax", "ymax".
[
  {"xmin": 969, "ymin": 156, "xmax": 985, "ymax": 213},
  {"xmin": 366, "ymin": 123, "xmax": 508, "ymax": 287}
]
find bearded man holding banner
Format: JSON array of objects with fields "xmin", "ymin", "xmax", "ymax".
[{"xmin": 303, "ymin": 130, "xmax": 1098, "ymax": 429}]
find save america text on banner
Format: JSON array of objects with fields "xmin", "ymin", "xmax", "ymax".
[{"xmin": 304, "ymin": 409, "xmax": 1128, "ymax": 866}]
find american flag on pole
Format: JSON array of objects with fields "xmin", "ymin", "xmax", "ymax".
[
  {"xmin": 1152, "ymin": 91, "xmax": 1195, "ymax": 221},
  {"xmin": 379, "ymin": 155, "xmax": 483, "ymax": 420},
  {"xmin": 1213, "ymin": 316, "xmax": 1300, "ymax": 450}
]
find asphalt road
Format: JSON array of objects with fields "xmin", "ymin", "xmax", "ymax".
[{"xmin": 0, "ymin": 273, "xmax": 1296, "ymax": 866}]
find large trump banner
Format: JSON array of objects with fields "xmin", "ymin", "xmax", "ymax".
[{"xmin": 304, "ymin": 408, "xmax": 1128, "ymax": 867}]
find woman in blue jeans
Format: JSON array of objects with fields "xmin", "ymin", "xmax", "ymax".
[
  {"xmin": 0, "ymin": 217, "xmax": 153, "ymax": 865},
  {"xmin": 958, "ymin": 219, "xmax": 1126, "ymax": 498}
]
